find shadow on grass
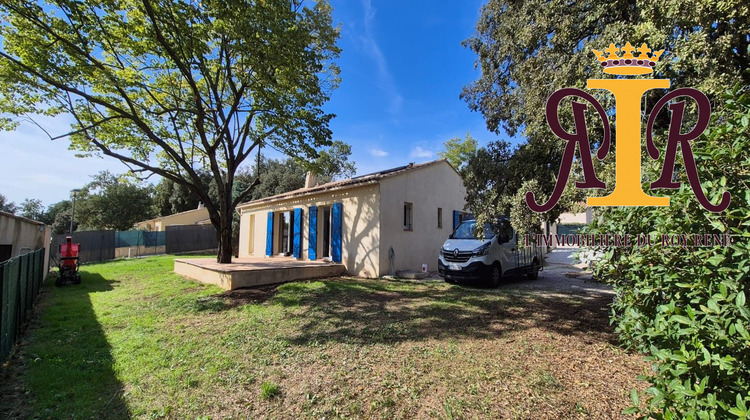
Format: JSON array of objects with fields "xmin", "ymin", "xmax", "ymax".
[
  {"xmin": 0, "ymin": 270, "xmax": 129, "ymax": 419},
  {"xmin": 271, "ymin": 278, "xmax": 617, "ymax": 347}
]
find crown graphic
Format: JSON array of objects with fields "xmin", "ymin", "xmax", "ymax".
[{"xmin": 592, "ymin": 42, "xmax": 664, "ymax": 75}]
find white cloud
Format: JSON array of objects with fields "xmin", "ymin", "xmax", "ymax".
[
  {"xmin": 369, "ymin": 148, "xmax": 389, "ymax": 157},
  {"xmin": 410, "ymin": 146, "xmax": 433, "ymax": 159}
]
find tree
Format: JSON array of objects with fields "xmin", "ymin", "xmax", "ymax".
[
  {"xmin": 0, "ymin": 0, "xmax": 341, "ymax": 263},
  {"xmin": 247, "ymin": 157, "xmax": 308, "ymax": 202},
  {"xmin": 437, "ymin": 133, "xmax": 477, "ymax": 173},
  {"xmin": 312, "ymin": 140, "xmax": 357, "ymax": 181},
  {"xmin": 461, "ymin": 0, "xmax": 748, "ymax": 221},
  {"xmin": 0, "ymin": 194, "xmax": 17, "ymax": 214},
  {"xmin": 75, "ymin": 171, "xmax": 155, "ymax": 231},
  {"xmin": 461, "ymin": 140, "xmax": 584, "ymax": 235},
  {"xmin": 462, "ymin": 0, "xmax": 747, "ymax": 140},
  {"xmin": 152, "ymin": 139, "xmax": 355, "ymax": 217},
  {"xmin": 152, "ymin": 178, "xmax": 177, "ymax": 217},
  {"xmin": 51, "ymin": 210, "xmax": 76, "ymax": 235},
  {"xmin": 584, "ymin": 88, "xmax": 750, "ymax": 419},
  {"xmin": 153, "ymin": 171, "xmax": 214, "ymax": 217},
  {"xmin": 462, "ymin": 2, "xmax": 749, "ymax": 416},
  {"xmin": 19, "ymin": 198, "xmax": 44, "ymax": 221}
]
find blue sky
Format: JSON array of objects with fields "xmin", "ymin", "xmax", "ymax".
[{"xmin": 0, "ymin": 0, "xmax": 511, "ymax": 207}]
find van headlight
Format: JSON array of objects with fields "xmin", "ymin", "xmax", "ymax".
[{"xmin": 472, "ymin": 242, "xmax": 490, "ymax": 256}]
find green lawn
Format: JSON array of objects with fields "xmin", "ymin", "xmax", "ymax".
[{"xmin": 1, "ymin": 256, "xmax": 645, "ymax": 419}]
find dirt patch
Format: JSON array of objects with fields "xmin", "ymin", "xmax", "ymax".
[
  {"xmin": 237, "ymin": 282, "xmax": 645, "ymax": 420},
  {"xmin": 202, "ymin": 284, "xmax": 281, "ymax": 308}
]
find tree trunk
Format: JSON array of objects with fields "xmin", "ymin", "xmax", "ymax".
[{"xmin": 216, "ymin": 207, "xmax": 234, "ymax": 264}]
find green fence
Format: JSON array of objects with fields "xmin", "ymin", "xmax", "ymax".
[
  {"xmin": 0, "ymin": 248, "xmax": 46, "ymax": 363},
  {"xmin": 115, "ymin": 230, "xmax": 166, "ymax": 248}
]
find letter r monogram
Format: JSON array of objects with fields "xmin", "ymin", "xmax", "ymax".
[{"xmin": 526, "ymin": 79, "xmax": 731, "ymax": 213}]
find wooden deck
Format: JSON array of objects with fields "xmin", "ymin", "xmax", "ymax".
[{"xmin": 173, "ymin": 256, "xmax": 346, "ymax": 290}]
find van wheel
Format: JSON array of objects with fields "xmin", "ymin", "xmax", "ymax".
[
  {"xmin": 527, "ymin": 258, "xmax": 540, "ymax": 280},
  {"xmin": 489, "ymin": 263, "xmax": 502, "ymax": 288}
]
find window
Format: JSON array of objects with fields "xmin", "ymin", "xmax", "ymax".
[
  {"xmin": 437, "ymin": 207, "xmax": 443, "ymax": 229},
  {"xmin": 279, "ymin": 211, "xmax": 294, "ymax": 255},
  {"xmin": 404, "ymin": 202, "xmax": 413, "ymax": 230},
  {"xmin": 321, "ymin": 206, "xmax": 331, "ymax": 258}
]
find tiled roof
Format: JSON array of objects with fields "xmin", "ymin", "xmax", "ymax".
[{"xmin": 238, "ymin": 159, "xmax": 448, "ymax": 208}]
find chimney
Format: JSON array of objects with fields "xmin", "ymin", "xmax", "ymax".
[
  {"xmin": 305, "ymin": 171, "xmax": 318, "ymax": 188},
  {"xmin": 197, "ymin": 202, "xmax": 204, "ymax": 209}
]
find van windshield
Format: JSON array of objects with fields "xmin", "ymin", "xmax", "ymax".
[{"xmin": 451, "ymin": 220, "xmax": 495, "ymax": 240}]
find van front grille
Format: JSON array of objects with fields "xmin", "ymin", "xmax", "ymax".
[{"xmin": 442, "ymin": 250, "xmax": 472, "ymax": 263}]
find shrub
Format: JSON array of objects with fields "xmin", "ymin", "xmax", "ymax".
[{"xmin": 584, "ymin": 87, "xmax": 750, "ymax": 419}]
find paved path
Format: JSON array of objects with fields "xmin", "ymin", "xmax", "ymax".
[
  {"xmin": 496, "ymin": 248, "xmax": 613, "ymax": 295},
  {"xmin": 415, "ymin": 248, "xmax": 613, "ymax": 296}
]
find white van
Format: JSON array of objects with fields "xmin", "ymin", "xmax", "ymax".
[{"xmin": 438, "ymin": 217, "xmax": 544, "ymax": 287}]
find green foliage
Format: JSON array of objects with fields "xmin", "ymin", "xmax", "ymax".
[
  {"xmin": 463, "ymin": 140, "xmax": 585, "ymax": 235},
  {"xmin": 153, "ymin": 171, "xmax": 215, "ymax": 217},
  {"xmin": 260, "ymin": 381, "xmax": 281, "ymax": 400},
  {"xmin": 75, "ymin": 171, "xmax": 155, "ymax": 231},
  {"xmin": 461, "ymin": 0, "xmax": 748, "ymax": 234},
  {"xmin": 18, "ymin": 199, "xmax": 44, "ymax": 221},
  {"xmin": 0, "ymin": 193, "xmax": 17, "ymax": 214},
  {"xmin": 462, "ymin": 0, "xmax": 748, "ymax": 139},
  {"xmin": 0, "ymin": 0, "xmax": 341, "ymax": 262},
  {"xmin": 47, "ymin": 200, "xmax": 74, "ymax": 235},
  {"xmin": 585, "ymin": 88, "xmax": 750, "ymax": 419},
  {"xmin": 310, "ymin": 140, "xmax": 357, "ymax": 181},
  {"xmin": 247, "ymin": 157, "xmax": 307, "ymax": 202},
  {"xmin": 438, "ymin": 132, "xmax": 478, "ymax": 173}
]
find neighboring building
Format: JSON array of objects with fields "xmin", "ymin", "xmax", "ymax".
[
  {"xmin": 546, "ymin": 206, "xmax": 594, "ymax": 248},
  {"xmin": 135, "ymin": 206, "xmax": 210, "ymax": 231},
  {"xmin": 237, "ymin": 159, "xmax": 468, "ymax": 277},
  {"xmin": 0, "ymin": 211, "xmax": 51, "ymax": 273}
]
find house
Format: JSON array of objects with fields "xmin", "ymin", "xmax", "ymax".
[
  {"xmin": 0, "ymin": 211, "xmax": 51, "ymax": 274},
  {"xmin": 545, "ymin": 206, "xmax": 594, "ymax": 249},
  {"xmin": 236, "ymin": 159, "xmax": 468, "ymax": 277},
  {"xmin": 553, "ymin": 207, "xmax": 593, "ymax": 237},
  {"xmin": 135, "ymin": 205, "xmax": 210, "ymax": 231}
]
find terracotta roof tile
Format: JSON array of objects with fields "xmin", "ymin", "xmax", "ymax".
[{"xmin": 239, "ymin": 159, "xmax": 447, "ymax": 208}]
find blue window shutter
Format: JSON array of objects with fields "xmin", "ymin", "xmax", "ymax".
[
  {"xmin": 331, "ymin": 202, "xmax": 343, "ymax": 263},
  {"xmin": 453, "ymin": 210, "xmax": 460, "ymax": 231},
  {"xmin": 265, "ymin": 212, "xmax": 274, "ymax": 256},
  {"xmin": 308, "ymin": 206, "xmax": 318, "ymax": 260},
  {"xmin": 293, "ymin": 208, "xmax": 303, "ymax": 259}
]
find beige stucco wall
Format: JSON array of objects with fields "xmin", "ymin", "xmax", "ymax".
[
  {"xmin": 114, "ymin": 245, "xmax": 166, "ymax": 259},
  {"xmin": 557, "ymin": 207, "xmax": 592, "ymax": 225},
  {"xmin": 238, "ymin": 184, "xmax": 382, "ymax": 277},
  {"xmin": 378, "ymin": 161, "xmax": 467, "ymax": 276},
  {"xmin": 136, "ymin": 207, "xmax": 210, "ymax": 231},
  {"xmin": 544, "ymin": 207, "xmax": 593, "ymax": 249},
  {"xmin": 0, "ymin": 212, "xmax": 51, "ymax": 274}
]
